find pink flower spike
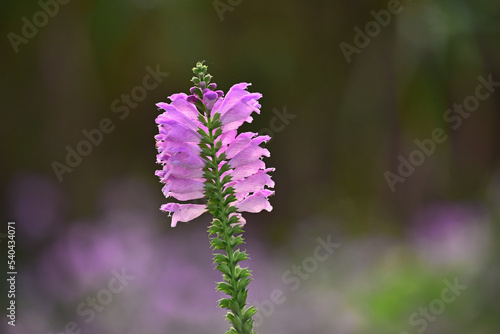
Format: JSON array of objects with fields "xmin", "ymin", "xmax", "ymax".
[{"xmin": 155, "ymin": 72, "xmax": 274, "ymax": 229}]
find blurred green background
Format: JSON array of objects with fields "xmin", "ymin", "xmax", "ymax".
[{"xmin": 1, "ymin": 0, "xmax": 499, "ymax": 333}]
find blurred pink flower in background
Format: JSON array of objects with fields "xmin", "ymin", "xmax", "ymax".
[{"xmin": 409, "ymin": 202, "xmax": 491, "ymax": 271}]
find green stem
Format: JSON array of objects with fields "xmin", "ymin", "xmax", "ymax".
[{"xmin": 199, "ymin": 111, "xmax": 257, "ymax": 334}]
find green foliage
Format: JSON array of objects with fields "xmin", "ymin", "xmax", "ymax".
[
  {"xmin": 216, "ymin": 282, "xmax": 234, "ymax": 294},
  {"xmin": 211, "ymin": 237, "xmax": 227, "ymax": 250},
  {"xmin": 193, "ymin": 64, "xmax": 258, "ymax": 334}
]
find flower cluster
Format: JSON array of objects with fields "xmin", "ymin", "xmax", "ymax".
[
  {"xmin": 155, "ymin": 67, "xmax": 274, "ymax": 227},
  {"xmin": 155, "ymin": 62, "xmax": 274, "ymax": 334}
]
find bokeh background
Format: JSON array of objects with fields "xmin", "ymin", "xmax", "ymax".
[{"xmin": 1, "ymin": 0, "xmax": 500, "ymax": 333}]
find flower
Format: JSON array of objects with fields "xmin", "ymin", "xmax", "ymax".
[{"xmin": 155, "ymin": 82, "xmax": 274, "ymax": 227}]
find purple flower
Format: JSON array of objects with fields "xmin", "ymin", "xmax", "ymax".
[{"xmin": 155, "ymin": 83, "xmax": 274, "ymax": 227}]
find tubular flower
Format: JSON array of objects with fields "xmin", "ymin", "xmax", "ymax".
[{"xmin": 155, "ymin": 73, "xmax": 274, "ymax": 228}]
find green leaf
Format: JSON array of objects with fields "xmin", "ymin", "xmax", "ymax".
[
  {"xmin": 192, "ymin": 87, "xmax": 203, "ymax": 98},
  {"xmin": 218, "ymin": 297, "xmax": 231, "ymax": 309},
  {"xmin": 224, "ymin": 194, "xmax": 237, "ymax": 206},
  {"xmin": 229, "ymin": 226, "xmax": 244, "ymax": 237},
  {"xmin": 201, "ymin": 147, "xmax": 213, "ymax": 157},
  {"xmin": 204, "ymin": 183, "xmax": 217, "ymax": 191},
  {"xmin": 226, "ymin": 206, "xmax": 237, "ymax": 215},
  {"xmin": 230, "ymin": 235, "xmax": 244, "ymax": 248},
  {"xmin": 229, "ymin": 300, "xmax": 241, "ymax": 316},
  {"xmin": 219, "ymin": 163, "xmax": 231, "ymax": 174},
  {"xmin": 214, "ymin": 127, "xmax": 223, "ymax": 138},
  {"xmin": 216, "ymin": 282, "xmax": 234, "ymax": 294},
  {"xmin": 213, "ymin": 253, "xmax": 229, "ymax": 264},
  {"xmin": 233, "ymin": 250, "xmax": 249, "ymax": 264},
  {"xmin": 213, "ymin": 218, "xmax": 223, "ymax": 225},
  {"xmin": 196, "ymin": 99, "xmax": 207, "ymax": 110},
  {"xmin": 218, "ymin": 152, "xmax": 227, "ymax": 161},
  {"xmin": 203, "ymin": 171, "xmax": 216, "ymax": 180},
  {"xmin": 242, "ymin": 319, "xmax": 254, "ymax": 334},
  {"xmin": 205, "ymin": 157, "xmax": 217, "ymax": 167},
  {"xmin": 225, "ymin": 328, "xmax": 238, "ymax": 334},
  {"xmin": 236, "ymin": 289, "xmax": 248, "ymax": 306},
  {"xmin": 221, "ymin": 174, "xmax": 233, "ymax": 185},
  {"xmin": 242, "ymin": 306, "xmax": 257, "ymax": 322},
  {"xmin": 208, "ymin": 225, "xmax": 222, "ymax": 236},
  {"xmin": 211, "ymin": 238, "xmax": 226, "ymax": 250},
  {"xmin": 237, "ymin": 277, "xmax": 251, "ymax": 291},
  {"xmin": 208, "ymin": 225, "xmax": 223, "ymax": 235},
  {"xmin": 199, "ymin": 136, "xmax": 209, "ymax": 144},
  {"xmin": 227, "ymin": 215, "xmax": 240, "ymax": 226},
  {"xmin": 217, "ymin": 263, "xmax": 232, "ymax": 276},
  {"xmin": 206, "ymin": 203, "xmax": 218, "ymax": 214},
  {"xmin": 235, "ymin": 267, "xmax": 251, "ymax": 280},
  {"xmin": 226, "ymin": 312, "xmax": 241, "ymax": 332}
]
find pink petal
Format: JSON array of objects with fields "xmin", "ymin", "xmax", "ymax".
[
  {"xmin": 155, "ymin": 170, "xmax": 167, "ymax": 179},
  {"xmin": 231, "ymin": 160, "xmax": 266, "ymax": 180},
  {"xmin": 167, "ymin": 147, "xmax": 205, "ymax": 170},
  {"xmin": 162, "ymin": 176, "xmax": 204, "ymax": 195},
  {"xmin": 218, "ymin": 129, "xmax": 237, "ymax": 147},
  {"xmin": 160, "ymin": 203, "xmax": 207, "ymax": 227},
  {"xmin": 229, "ymin": 145, "xmax": 270, "ymax": 168},
  {"xmin": 225, "ymin": 132, "xmax": 256, "ymax": 158},
  {"xmin": 160, "ymin": 120, "xmax": 201, "ymax": 143},
  {"xmin": 164, "ymin": 190, "xmax": 204, "ymax": 201},
  {"xmin": 165, "ymin": 165, "xmax": 203, "ymax": 179},
  {"xmin": 228, "ymin": 170, "xmax": 274, "ymax": 199},
  {"xmin": 156, "ymin": 104, "xmax": 199, "ymax": 131},
  {"xmin": 236, "ymin": 190, "xmax": 274, "ymax": 213},
  {"xmin": 220, "ymin": 94, "xmax": 262, "ymax": 124},
  {"xmin": 216, "ymin": 83, "xmax": 252, "ymax": 116},
  {"xmin": 251, "ymin": 135, "xmax": 271, "ymax": 145},
  {"xmin": 210, "ymin": 97, "xmax": 224, "ymax": 117},
  {"xmin": 168, "ymin": 93, "xmax": 199, "ymax": 121}
]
